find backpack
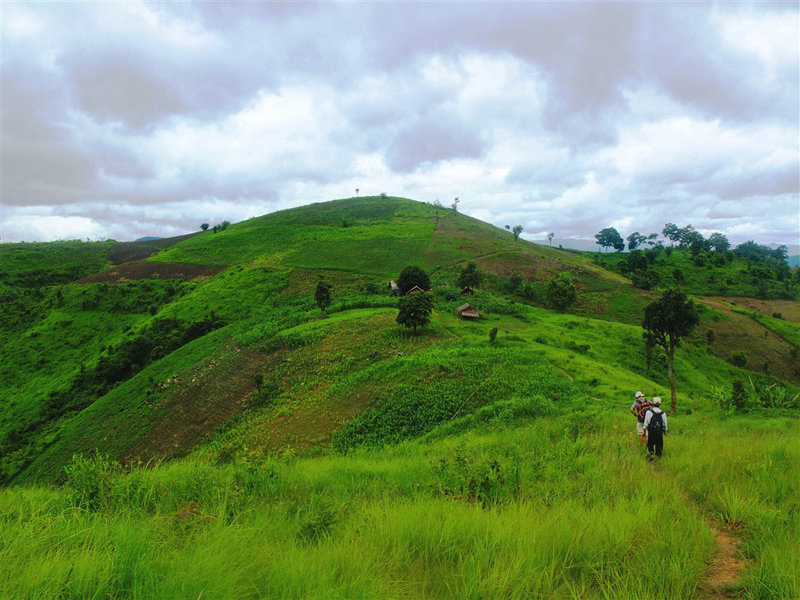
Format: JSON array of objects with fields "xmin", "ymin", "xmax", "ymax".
[
  {"xmin": 647, "ymin": 410, "xmax": 664, "ymax": 434},
  {"xmin": 637, "ymin": 401, "xmax": 652, "ymax": 420}
]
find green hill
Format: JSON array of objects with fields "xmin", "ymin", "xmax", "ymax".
[{"xmin": 1, "ymin": 196, "xmax": 798, "ymax": 599}]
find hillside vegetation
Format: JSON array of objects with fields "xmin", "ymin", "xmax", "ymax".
[{"xmin": 1, "ymin": 196, "xmax": 798, "ymax": 599}]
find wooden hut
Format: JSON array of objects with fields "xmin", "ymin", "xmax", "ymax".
[
  {"xmin": 405, "ymin": 285, "xmax": 425, "ymax": 295},
  {"xmin": 460, "ymin": 286, "xmax": 475, "ymax": 295},
  {"xmin": 456, "ymin": 303, "xmax": 480, "ymax": 320}
]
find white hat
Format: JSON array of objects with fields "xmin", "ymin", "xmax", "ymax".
[
  {"xmin": 652, "ymin": 397, "xmax": 662, "ymax": 405},
  {"xmin": 635, "ymin": 391, "xmax": 644, "ymax": 398}
]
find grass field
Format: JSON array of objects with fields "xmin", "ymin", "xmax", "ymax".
[{"xmin": 1, "ymin": 411, "xmax": 797, "ymax": 599}]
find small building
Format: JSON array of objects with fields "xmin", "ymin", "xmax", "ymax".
[
  {"xmin": 456, "ymin": 303, "xmax": 480, "ymax": 320},
  {"xmin": 389, "ymin": 280, "xmax": 399, "ymax": 292},
  {"xmin": 405, "ymin": 285, "xmax": 425, "ymax": 295},
  {"xmin": 460, "ymin": 286, "xmax": 475, "ymax": 295}
]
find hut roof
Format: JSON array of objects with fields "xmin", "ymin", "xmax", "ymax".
[{"xmin": 406, "ymin": 285, "xmax": 425, "ymax": 295}]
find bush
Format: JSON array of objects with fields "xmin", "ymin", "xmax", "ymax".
[
  {"xmin": 545, "ymin": 273, "xmax": 577, "ymax": 312},
  {"xmin": 730, "ymin": 350, "xmax": 748, "ymax": 367},
  {"xmin": 631, "ymin": 270, "xmax": 660, "ymax": 290},
  {"xmin": 64, "ymin": 453, "xmax": 121, "ymax": 510}
]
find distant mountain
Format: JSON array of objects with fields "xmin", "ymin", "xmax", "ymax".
[
  {"xmin": 135, "ymin": 236, "xmax": 163, "ymax": 241},
  {"xmin": 789, "ymin": 255, "xmax": 800, "ymax": 267}
]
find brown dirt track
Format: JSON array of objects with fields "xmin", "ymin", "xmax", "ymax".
[{"xmin": 77, "ymin": 260, "xmax": 225, "ymax": 284}]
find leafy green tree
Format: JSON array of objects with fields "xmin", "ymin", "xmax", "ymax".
[
  {"xmin": 512, "ymin": 225, "xmax": 523, "ymax": 241},
  {"xmin": 545, "ymin": 273, "xmax": 577, "ymax": 312},
  {"xmin": 457, "ymin": 262, "xmax": 483, "ymax": 289},
  {"xmin": 396, "ymin": 291, "xmax": 434, "ymax": 334},
  {"xmin": 397, "ymin": 266, "xmax": 430, "ymax": 294},
  {"xmin": 315, "ymin": 281, "xmax": 332, "ymax": 314},
  {"xmin": 708, "ymin": 232, "xmax": 730, "ymax": 253},
  {"xmin": 642, "ymin": 289, "xmax": 699, "ymax": 414},
  {"xmin": 662, "ymin": 223, "xmax": 681, "ymax": 246},
  {"xmin": 547, "ymin": 232, "xmax": 554, "ymax": 246},
  {"xmin": 594, "ymin": 227, "xmax": 624, "ymax": 252},
  {"xmin": 626, "ymin": 232, "xmax": 647, "ymax": 251},
  {"xmin": 200, "ymin": 223, "xmax": 209, "ymax": 231}
]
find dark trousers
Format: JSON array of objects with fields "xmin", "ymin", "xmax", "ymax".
[{"xmin": 647, "ymin": 432, "xmax": 663, "ymax": 458}]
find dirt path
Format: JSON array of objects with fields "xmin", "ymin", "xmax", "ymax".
[{"xmin": 697, "ymin": 521, "xmax": 747, "ymax": 599}]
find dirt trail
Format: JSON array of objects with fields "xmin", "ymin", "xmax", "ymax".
[{"xmin": 697, "ymin": 521, "xmax": 747, "ymax": 599}]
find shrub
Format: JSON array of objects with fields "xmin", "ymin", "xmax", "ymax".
[
  {"xmin": 545, "ymin": 273, "xmax": 577, "ymax": 312},
  {"xmin": 730, "ymin": 350, "xmax": 748, "ymax": 367}
]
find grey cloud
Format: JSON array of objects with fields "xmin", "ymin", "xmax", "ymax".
[
  {"xmin": 1, "ymin": 62, "xmax": 96, "ymax": 205},
  {"xmin": 699, "ymin": 166, "xmax": 800, "ymax": 201},
  {"xmin": 385, "ymin": 112, "xmax": 487, "ymax": 172},
  {"xmin": 66, "ymin": 56, "xmax": 186, "ymax": 128}
]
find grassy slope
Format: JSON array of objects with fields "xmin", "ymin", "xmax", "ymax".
[
  {"xmin": 1, "ymin": 412, "xmax": 797, "ymax": 600},
  {"xmin": 1, "ymin": 196, "xmax": 799, "ymax": 598},
  {"xmin": 4, "ymin": 197, "xmax": 798, "ymax": 482}
]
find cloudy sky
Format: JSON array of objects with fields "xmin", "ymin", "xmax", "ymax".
[{"xmin": 2, "ymin": 2, "xmax": 798, "ymax": 249}]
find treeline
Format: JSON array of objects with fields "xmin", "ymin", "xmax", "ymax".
[
  {"xmin": 593, "ymin": 224, "xmax": 796, "ymax": 298},
  {"xmin": 0, "ymin": 315, "xmax": 226, "ymax": 483},
  {"xmin": 0, "ymin": 280, "xmax": 194, "ymax": 332}
]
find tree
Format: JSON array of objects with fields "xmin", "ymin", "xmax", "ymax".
[
  {"xmin": 547, "ymin": 232, "xmax": 554, "ymax": 246},
  {"xmin": 200, "ymin": 223, "xmax": 209, "ymax": 231},
  {"xmin": 708, "ymin": 232, "xmax": 730, "ymax": 253},
  {"xmin": 315, "ymin": 281, "xmax": 331, "ymax": 314},
  {"xmin": 645, "ymin": 233, "xmax": 659, "ymax": 247},
  {"xmin": 626, "ymin": 232, "xmax": 646, "ymax": 251},
  {"xmin": 642, "ymin": 289, "xmax": 699, "ymax": 414},
  {"xmin": 397, "ymin": 266, "xmax": 430, "ymax": 294},
  {"xmin": 512, "ymin": 225, "xmax": 523, "ymax": 242},
  {"xmin": 457, "ymin": 262, "xmax": 483, "ymax": 289},
  {"xmin": 451, "ymin": 198, "xmax": 459, "ymax": 212},
  {"xmin": 396, "ymin": 291, "xmax": 434, "ymax": 335},
  {"xmin": 662, "ymin": 223, "xmax": 681, "ymax": 246},
  {"xmin": 545, "ymin": 273, "xmax": 577, "ymax": 312},
  {"xmin": 594, "ymin": 227, "xmax": 624, "ymax": 253},
  {"xmin": 355, "ymin": 188, "xmax": 360, "ymax": 197}
]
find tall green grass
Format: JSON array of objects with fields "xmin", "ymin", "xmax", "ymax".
[{"xmin": 1, "ymin": 413, "xmax": 736, "ymax": 599}]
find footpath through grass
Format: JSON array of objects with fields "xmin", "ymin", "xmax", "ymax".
[{"xmin": 1, "ymin": 410, "xmax": 797, "ymax": 599}]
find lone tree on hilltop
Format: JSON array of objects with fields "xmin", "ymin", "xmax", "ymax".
[
  {"xmin": 642, "ymin": 289, "xmax": 699, "ymax": 414},
  {"xmin": 397, "ymin": 266, "xmax": 430, "ymax": 294},
  {"xmin": 547, "ymin": 232, "xmax": 554, "ymax": 246},
  {"xmin": 595, "ymin": 227, "xmax": 624, "ymax": 252},
  {"xmin": 512, "ymin": 225, "xmax": 523, "ymax": 241},
  {"xmin": 396, "ymin": 291, "xmax": 434, "ymax": 335},
  {"xmin": 545, "ymin": 272, "xmax": 577, "ymax": 312},
  {"xmin": 200, "ymin": 223, "xmax": 209, "ymax": 231},
  {"xmin": 457, "ymin": 262, "xmax": 483, "ymax": 289},
  {"xmin": 315, "ymin": 281, "xmax": 332, "ymax": 314}
]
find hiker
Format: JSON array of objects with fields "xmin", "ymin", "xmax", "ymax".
[
  {"xmin": 630, "ymin": 391, "xmax": 651, "ymax": 437},
  {"xmin": 642, "ymin": 397, "xmax": 668, "ymax": 458}
]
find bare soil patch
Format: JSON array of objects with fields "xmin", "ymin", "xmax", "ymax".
[
  {"xmin": 124, "ymin": 345, "xmax": 269, "ymax": 463},
  {"xmin": 698, "ymin": 299, "xmax": 799, "ymax": 383},
  {"xmin": 697, "ymin": 524, "xmax": 746, "ymax": 599},
  {"xmin": 77, "ymin": 260, "xmax": 225, "ymax": 284},
  {"xmin": 705, "ymin": 296, "xmax": 800, "ymax": 322},
  {"xmin": 108, "ymin": 232, "xmax": 200, "ymax": 264}
]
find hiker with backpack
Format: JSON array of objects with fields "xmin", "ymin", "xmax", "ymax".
[
  {"xmin": 630, "ymin": 391, "xmax": 652, "ymax": 438},
  {"xmin": 642, "ymin": 397, "xmax": 667, "ymax": 458}
]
